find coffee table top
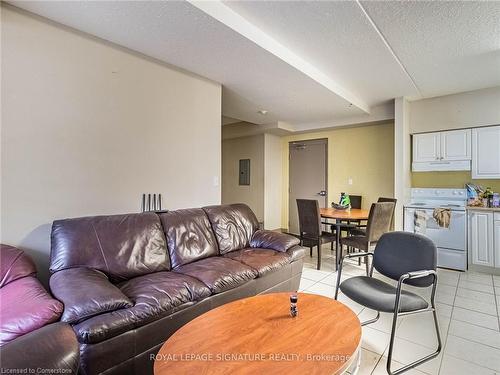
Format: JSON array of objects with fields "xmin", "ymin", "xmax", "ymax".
[{"xmin": 154, "ymin": 292, "xmax": 361, "ymax": 375}]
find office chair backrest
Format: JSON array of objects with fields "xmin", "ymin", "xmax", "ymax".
[
  {"xmin": 296, "ymin": 199, "xmax": 321, "ymax": 239},
  {"xmin": 373, "ymin": 231, "xmax": 437, "ymax": 287}
]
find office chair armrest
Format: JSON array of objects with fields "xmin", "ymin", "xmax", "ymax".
[
  {"xmin": 406, "ymin": 270, "xmax": 437, "ymax": 280},
  {"xmin": 335, "ymin": 252, "xmax": 374, "ymax": 300},
  {"xmin": 394, "ymin": 270, "xmax": 438, "ymax": 314},
  {"xmin": 343, "ymin": 252, "xmax": 373, "ymax": 260}
]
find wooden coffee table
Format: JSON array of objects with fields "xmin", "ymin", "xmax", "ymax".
[{"xmin": 154, "ymin": 292, "xmax": 361, "ymax": 375}]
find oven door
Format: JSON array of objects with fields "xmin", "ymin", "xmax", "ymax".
[{"xmin": 403, "ymin": 207, "xmax": 466, "ymax": 250}]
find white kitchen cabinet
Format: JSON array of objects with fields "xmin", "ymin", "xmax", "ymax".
[
  {"xmin": 468, "ymin": 210, "xmax": 494, "ymax": 267},
  {"xmin": 413, "ymin": 133, "xmax": 441, "ymax": 162},
  {"xmin": 412, "ymin": 129, "xmax": 471, "ymax": 171},
  {"xmin": 472, "ymin": 126, "xmax": 500, "ymax": 179},
  {"xmin": 495, "ymin": 220, "xmax": 500, "ymax": 268},
  {"xmin": 441, "ymin": 129, "xmax": 471, "ymax": 161}
]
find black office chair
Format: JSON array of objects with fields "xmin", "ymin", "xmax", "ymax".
[
  {"xmin": 335, "ymin": 232, "xmax": 441, "ymax": 375},
  {"xmin": 296, "ymin": 199, "xmax": 336, "ymax": 270}
]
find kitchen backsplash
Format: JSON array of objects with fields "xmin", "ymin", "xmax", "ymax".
[{"xmin": 412, "ymin": 171, "xmax": 500, "ymax": 192}]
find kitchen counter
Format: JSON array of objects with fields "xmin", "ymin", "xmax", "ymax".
[{"xmin": 466, "ymin": 206, "xmax": 500, "ymax": 211}]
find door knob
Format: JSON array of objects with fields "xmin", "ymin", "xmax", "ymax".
[{"xmin": 317, "ymin": 190, "xmax": 327, "ymax": 196}]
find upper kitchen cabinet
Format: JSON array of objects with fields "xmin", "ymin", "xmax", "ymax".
[
  {"xmin": 413, "ymin": 133, "xmax": 441, "ymax": 162},
  {"xmin": 472, "ymin": 125, "xmax": 500, "ymax": 179},
  {"xmin": 412, "ymin": 129, "xmax": 471, "ymax": 171},
  {"xmin": 441, "ymin": 129, "xmax": 471, "ymax": 161}
]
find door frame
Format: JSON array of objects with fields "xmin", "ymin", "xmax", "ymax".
[{"xmin": 288, "ymin": 138, "xmax": 328, "ymax": 232}]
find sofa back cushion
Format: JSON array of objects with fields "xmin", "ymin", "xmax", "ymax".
[
  {"xmin": 50, "ymin": 213, "xmax": 169, "ymax": 282},
  {"xmin": 159, "ymin": 208, "xmax": 218, "ymax": 268},
  {"xmin": 0, "ymin": 245, "xmax": 36, "ymax": 288},
  {"xmin": 202, "ymin": 204, "xmax": 259, "ymax": 254}
]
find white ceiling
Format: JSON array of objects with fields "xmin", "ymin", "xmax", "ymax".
[{"xmin": 9, "ymin": 1, "xmax": 500, "ymax": 130}]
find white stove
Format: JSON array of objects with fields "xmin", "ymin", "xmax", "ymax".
[{"xmin": 404, "ymin": 188, "xmax": 467, "ymax": 271}]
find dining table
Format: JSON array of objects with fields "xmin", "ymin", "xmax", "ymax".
[{"xmin": 320, "ymin": 208, "xmax": 370, "ymax": 270}]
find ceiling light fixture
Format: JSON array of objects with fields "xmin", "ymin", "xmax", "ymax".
[{"xmin": 257, "ymin": 110, "xmax": 268, "ymax": 115}]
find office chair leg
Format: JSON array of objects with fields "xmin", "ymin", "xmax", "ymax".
[
  {"xmin": 386, "ymin": 278, "xmax": 442, "ymax": 375},
  {"xmin": 310, "ymin": 247, "xmax": 312, "ymax": 257}
]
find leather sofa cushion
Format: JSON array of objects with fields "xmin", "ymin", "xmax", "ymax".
[
  {"xmin": 174, "ymin": 257, "xmax": 258, "ymax": 294},
  {"xmin": 75, "ymin": 272, "xmax": 211, "ymax": 344},
  {"xmin": 0, "ymin": 245, "xmax": 36, "ymax": 288},
  {"xmin": 203, "ymin": 203, "xmax": 260, "ymax": 254},
  {"xmin": 250, "ymin": 230, "xmax": 300, "ymax": 252},
  {"xmin": 50, "ymin": 213, "xmax": 169, "ymax": 282},
  {"xmin": 0, "ymin": 277, "xmax": 63, "ymax": 346},
  {"xmin": 224, "ymin": 248, "xmax": 291, "ymax": 277},
  {"xmin": 50, "ymin": 268, "xmax": 133, "ymax": 324},
  {"xmin": 159, "ymin": 208, "xmax": 218, "ymax": 268}
]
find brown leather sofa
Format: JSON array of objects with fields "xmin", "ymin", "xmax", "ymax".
[
  {"xmin": 49, "ymin": 203, "xmax": 305, "ymax": 375},
  {"xmin": 0, "ymin": 245, "xmax": 79, "ymax": 373}
]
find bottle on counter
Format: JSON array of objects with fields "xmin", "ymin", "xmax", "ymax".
[
  {"xmin": 485, "ymin": 187, "xmax": 494, "ymax": 208},
  {"xmin": 290, "ymin": 294, "xmax": 298, "ymax": 318}
]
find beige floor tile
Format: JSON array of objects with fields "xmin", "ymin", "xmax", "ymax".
[
  {"xmin": 302, "ymin": 280, "xmax": 335, "ymax": 298},
  {"xmin": 301, "ymin": 267, "xmax": 330, "ymax": 282},
  {"xmin": 336, "ymin": 293, "xmax": 365, "ymax": 314},
  {"xmin": 361, "ymin": 326, "xmax": 390, "ymax": 355},
  {"xmin": 452, "ymin": 306, "xmax": 500, "ymax": 330},
  {"xmin": 436, "ymin": 284, "xmax": 457, "ymax": 296},
  {"xmin": 298, "ymin": 277, "xmax": 316, "ymax": 291},
  {"xmin": 347, "ymin": 348, "xmax": 380, "ymax": 375},
  {"xmin": 435, "ymin": 303, "xmax": 452, "ymax": 318},
  {"xmin": 396, "ymin": 312, "xmax": 449, "ymax": 350},
  {"xmin": 448, "ymin": 319, "xmax": 500, "ymax": 350},
  {"xmin": 436, "ymin": 270, "xmax": 459, "ymax": 287},
  {"xmin": 459, "ymin": 272, "xmax": 493, "ymax": 286},
  {"xmin": 444, "ymin": 335, "xmax": 500, "ymax": 372},
  {"xmin": 458, "ymin": 280, "xmax": 495, "ymax": 294},
  {"xmin": 372, "ymin": 356, "xmax": 427, "ymax": 375},
  {"xmin": 435, "ymin": 290, "xmax": 455, "ymax": 306},
  {"xmin": 439, "ymin": 354, "xmax": 496, "ymax": 375},
  {"xmin": 383, "ymin": 337, "xmax": 442, "ymax": 374},
  {"xmin": 357, "ymin": 309, "xmax": 403, "ymax": 333},
  {"xmin": 455, "ymin": 287, "xmax": 497, "ymax": 304},
  {"xmin": 453, "ymin": 295, "xmax": 498, "ymax": 316}
]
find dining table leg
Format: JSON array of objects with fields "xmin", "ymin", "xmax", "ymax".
[{"xmin": 335, "ymin": 222, "xmax": 341, "ymax": 271}]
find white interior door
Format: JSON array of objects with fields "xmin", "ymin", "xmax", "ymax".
[{"xmin": 288, "ymin": 139, "xmax": 327, "ymax": 234}]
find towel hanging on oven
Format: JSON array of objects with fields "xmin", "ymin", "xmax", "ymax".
[
  {"xmin": 433, "ymin": 208, "xmax": 451, "ymax": 228},
  {"xmin": 414, "ymin": 210, "xmax": 429, "ymax": 234}
]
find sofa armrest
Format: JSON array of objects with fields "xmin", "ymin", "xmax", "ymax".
[
  {"xmin": 250, "ymin": 230, "xmax": 300, "ymax": 252},
  {"xmin": 0, "ymin": 322, "xmax": 79, "ymax": 373},
  {"xmin": 50, "ymin": 267, "xmax": 133, "ymax": 324},
  {"xmin": 286, "ymin": 245, "xmax": 306, "ymax": 262}
]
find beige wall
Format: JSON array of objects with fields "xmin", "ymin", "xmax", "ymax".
[
  {"xmin": 264, "ymin": 134, "xmax": 283, "ymax": 230},
  {"xmin": 410, "ymin": 86, "xmax": 500, "ymax": 134},
  {"xmin": 222, "ymin": 135, "xmax": 265, "ymax": 222},
  {"xmin": 281, "ymin": 122, "xmax": 395, "ymax": 229},
  {"xmin": 1, "ymin": 6, "xmax": 222, "ymax": 283}
]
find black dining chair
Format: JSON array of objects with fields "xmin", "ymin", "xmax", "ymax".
[
  {"xmin": 340, "ymin": 202, "xmax": 394, "ymax": 273},
  {"xmin": 335, "ymin": 232, "xmax": 441, "ymax": 375},
  {"xmin": 296, "ymin": 199, "xmax": 336, "ymax": 270}
]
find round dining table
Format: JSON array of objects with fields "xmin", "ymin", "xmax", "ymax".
[{"xmin": 319, "ymin": 208, "xmax": 370, "ymax": 270}]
